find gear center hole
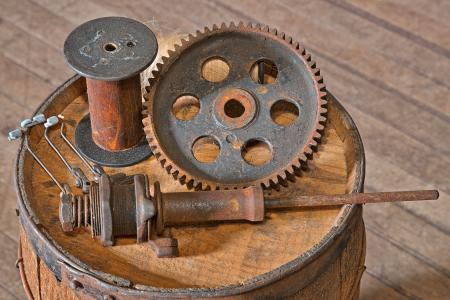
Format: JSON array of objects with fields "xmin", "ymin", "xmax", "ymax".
[{"xmin": 224, "ymin": 99, "xmax": 245, "ymax": 118}]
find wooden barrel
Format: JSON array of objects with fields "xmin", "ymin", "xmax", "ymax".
[{"xmin": 14, "ymin": 38, "xmax": 366, "ymax": 299}]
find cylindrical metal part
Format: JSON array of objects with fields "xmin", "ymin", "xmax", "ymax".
[
  {"xmin": 162, "ymin": 186, "xmax": 265, "ymax": 227},
  {"xmin": 86, "ymin": 75, "xmax": 143, "ymax": 151},
  {"xmin": 265, "ymin": 190, "xmax": 439, "ymax": 209}
]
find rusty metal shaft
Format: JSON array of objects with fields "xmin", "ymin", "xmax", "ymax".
[
  {"xmin": 264, "ymin": 190, "xmax": 439, "ymax": 210},
  {"xmin": 161, "ymin": 186, "xmax": 265, "ymax": 227}
]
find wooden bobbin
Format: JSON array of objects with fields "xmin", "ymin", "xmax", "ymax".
[{"xmin": 64, "ymin": 17, "xmax": 158, "ymax": 167}]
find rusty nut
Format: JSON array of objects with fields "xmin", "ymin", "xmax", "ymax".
[{"xmin": 59, "ymin": 192, "xmax": 75, "ymax": 232}]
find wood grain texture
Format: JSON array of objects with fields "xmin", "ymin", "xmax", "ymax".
[
  {"xmin": 1, "ymin": 0, "xmax": 449, "ymax": 299},
  {"xmin": 87, "ymin": 76, "xmax": 144, "ymax": 150}
]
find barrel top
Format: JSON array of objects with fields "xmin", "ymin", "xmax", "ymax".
[
  {"xmin": 15, "ymin": 61, "xmax": 365, "ymax": 297},
  {"xmin": 64, "ymin": 17, "xmax": 158, "ymax": 81}
]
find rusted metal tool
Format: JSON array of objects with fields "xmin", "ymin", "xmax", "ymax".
[
  {"xmin": 56, "ymin": 172, "xmax": 438, "ymax": 258},
  {"xmin": 64, "ymin": 17, "xmax": 158, "ymax": 167}
]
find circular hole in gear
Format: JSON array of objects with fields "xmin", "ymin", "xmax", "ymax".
[
  {"xmin": 224, "ymin": 99, "xmax": 245, "ymax": 118},
  {"xmin": 103, "ymin": 43, "xmax": 117, "ymax": 52},
  {"xmin": 201, "ymin": 57, "xmax": 230, "ymax": 82},
  {"xmin": 270, "ymin": 99, "xmax": 300, "ymax": 126},
  {"xmin": 192, "ymin": 136, "xmax": 221, "ymax": 163},
  {"xmin": 250, "ymin": 59, "xmax": 278, "ymax": 84},
  {"xmin": 242, "ymin": 139, "xmax": 273, "ymax": 166},
  {"xmin": 172, "ymin": 94, "xmax": 200, "ymax": 121}
]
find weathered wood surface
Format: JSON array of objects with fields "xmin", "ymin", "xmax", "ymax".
[{"xmin": 0, "ymin": 0, "xmax": 449, "ymax": 299}]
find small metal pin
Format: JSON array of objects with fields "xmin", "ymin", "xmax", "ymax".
[
  {"xmin": 43, "ymin": 116, "xmax": 90, "ymax": 193},
  {"xmin": 8, "ymin": 128, "xmax": 23, "ymax": 141},
  {"xmin": 20, "ymin": 113, "xmax": 46, "ymax": 129}
]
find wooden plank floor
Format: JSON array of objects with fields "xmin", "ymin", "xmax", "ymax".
[{"xmin": 0, "ymin": 0, "xmax": 449, "ymax": 299}]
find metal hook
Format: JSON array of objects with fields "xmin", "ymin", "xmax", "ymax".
[
  {"xmin": 43, "ymin": 117, "xmax": 90, "ymax": 193},
  {"xmin": 23, "ymin": 136, "xmax": 66, "ymax": 194},
  {"xmin": 60, "ymin": 121, "xmax": 104, "ymax": 179}
]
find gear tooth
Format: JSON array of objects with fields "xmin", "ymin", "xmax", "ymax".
[
  {"xmin": 304, "ymin": 54, "xmax": 311, "ymax": 61},
  {"xmin": 309, "ymin": 60, "xmax": 317, "ymax": 68},
  {"xmin": 145, "ymin": 86, "xmax": 152, "ymax": 93},
  {"xmin": 230, "ymin": 21, "xmax": 236, "ymax": 28},
  {"xmin": 193, "ymin": 183, "xmax": 202, "ymax": 191},
  {"xmin": 167, "ymin": 49, "xmax": 175, "ymax": 56},
  {"xmin": 286, "ymin": 165, "xmax": 295, "ymax": 175},
  {"xmin": 270, "ymin": 27, "xmax": 277, "ymax": 35},
  {"xmin": 262, "ymin": 25, "xmax": 270, "ymax": 32},
  {"xmin": 320, "ymin": 99, "xmax": 328, "ymax": 106},
  {"xmin": 298, "ymin": 45, "xmax": 306, "ymax": 54},
  {"xmin": 166, "ymin": 164, "xmax": 172, "ymax": 173},
  {"xmin": 160, "ymin": 158, "xmax": 166, "ymax": 166},
  {"xmin": 172, "ymin": 170, "xmax": 179, "ymax": 180},
  {"xmin": 299, "ymin": 153, "xmax": 307, "ymax": 162},
  {"xmin": 151, "ymin": 70, "xmax": 159, "ymax": 77},
  {"xmin": 205, "ymin": 26, "xmax": 212, "ymax": 33},
  {"xmin": 141, "ymin": 109, "xmax": 148, "ymax": 116},
  {"xmin": 269, "ymin": 179, "xmax": 281, "ymax": 191},
  {"xmin": 220, "ymin": 22, "xmax": 227, "ymax": 29},
  {"xmin": 180, "ymin": 38, "xmax": 188, "ymax": 45},
  {"xmin": 318, "ymin": 83, "xmax": 326, "ymax": 91},
  {"xmin": 320, "ymin": 107, "xmax": 328, "ymax": 114},
  {"xmin": 293, "ymin": 164, "xmax": 302, "ymax": 176},
  {"xmin": 319, "ymin": 91, "xmax": 327, "ymax": 98},
  {"xmin": 304, "ymin": 146, "xmax": 313, "ymax": 156},
  {"xmin": 174, "ymin": 43, "xmax": 182, "ymax": 51},
  {"xmin": 313, "ymin": 131, "xmax": 322, "ymax": 139},
  {"xmin": 286, "ymin": 170, "xmax": 296, "ymax": 182},
  {"xmin": 278, "ymin": 175, "xmax": 288, "ymax": 187},
  {"xmin": 187, "ymin": 33, "xmax": 195, "ymax": 41},
  {"xmin": 161, "ymin": 56, "xmax": 169, "ymax": 63},
  {"xmin": 279, "ymin": 32, "xmax": 286, "ymax": 39},
  {"xmin": 179, "ymin": 175, "xmax": 187, "ymax": 184},
  {"xmin": 316, "ymin": 75, "xmax": 324, "ymax": 83},
  {"xmin": 246, "ymin": 22, "xmax": 253, "ymax": 28},
  {"xmin": 286, "ymin": 36, "xmax": 293, "ymax": 44},
  {"xmin": 186, "ymin": 179, "xmax": 194, "ymax": 189},
  {"xmin": 195, "ymin": 30, "xmax": 202, "ymax": 36}
]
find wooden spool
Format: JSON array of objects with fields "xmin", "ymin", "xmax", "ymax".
[{"xmin": 14, "ymin": 37, "xmax": 366, "ymax": 299}]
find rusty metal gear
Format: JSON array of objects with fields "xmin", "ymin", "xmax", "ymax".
[{"xmin": 143, "ymin": 22, "xmax": 327, "ymax": 190}]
